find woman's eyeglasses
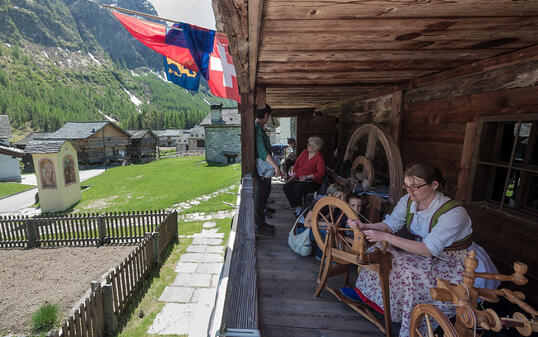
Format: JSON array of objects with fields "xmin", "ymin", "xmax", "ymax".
[{"xmin": 401, "ymin": 183, "xmax": 429, "ymax": 191}]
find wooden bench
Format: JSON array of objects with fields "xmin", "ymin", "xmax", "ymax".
[{"xmin": 221, "ymin": 151, "xmax": 239, "ymax": 164}]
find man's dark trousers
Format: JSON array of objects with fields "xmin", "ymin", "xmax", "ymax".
[{"xmin": 254, "ymin": 175, "xmax": 272, "ymax": 228}]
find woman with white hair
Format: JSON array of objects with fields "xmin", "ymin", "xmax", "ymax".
[{"xmin": 283, "ymin": 136, "xmax": 326, "ymax": 211}]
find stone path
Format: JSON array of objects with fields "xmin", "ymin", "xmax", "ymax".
[{"xmin": 147, "ymin": 221, "xmax": 225, "ymax": 336}]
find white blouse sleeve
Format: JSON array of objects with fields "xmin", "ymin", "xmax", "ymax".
[
  {"xmin": 382, "ymin": 194, "xmax": 410, "ymax": 233},
  {"xmin": 422, "ymin": 206, "xmax": 473, "ymax": 257}
]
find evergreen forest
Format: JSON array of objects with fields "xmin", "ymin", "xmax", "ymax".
[{"xmin": 0, "ymin": 0, "xmax": 235, "ymax": 141}]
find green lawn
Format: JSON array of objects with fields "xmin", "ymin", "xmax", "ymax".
[
  {"xmin": 0, "ymin": 182, "xmax": 35, "ymax": 198},
  {"xmin": 73, "ymin": 156, "xmax": 240, "ymax": 213}
]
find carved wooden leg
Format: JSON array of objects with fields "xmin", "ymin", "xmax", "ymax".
[{"xmin": 379, "ymin": 259, "xmax": 392, "ymax": 337}]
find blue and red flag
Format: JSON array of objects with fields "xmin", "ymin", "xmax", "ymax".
[
  {"xmin": 112, "ymin": 10, "xmax": 241, "ymax": 103},
  {"xmin": 163, "ymin": 56, "xmax": 201, "ymax": 91}
]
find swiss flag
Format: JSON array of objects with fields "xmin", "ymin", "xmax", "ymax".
[{"xmin": 208, "ymin": 35, "xmax": 241, "ymax": 103}]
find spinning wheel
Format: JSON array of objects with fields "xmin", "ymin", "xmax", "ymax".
[
  {"xmin": 410, "ymin": 251, "xmax": 538, "ymax": 337},
  {"xmin": 410, "ymin": 304, "xmax": 458, "ymax": 337},
  {"xmin": 344, "ymin": 123, "xmax": 404, "ymax": 203},
  {"xmin": 311, "ymin": 196, "xmax": 393, "ymax": 337}
]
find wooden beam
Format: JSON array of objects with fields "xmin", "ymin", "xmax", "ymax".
[
  {"xmin": 241, "ymin": 91, "xmax": 256, "ymax": 176},
  {"xmin": 255, "ymin": 86, "xmax": 266, "ymax": 109},
  {"xmin": 391, "ymin": 90, "xmax": 403, "ymax": 146},
  {"xmin": 263, "ymin": 1, "xmax": 538, "ymax": 20},
  {"xmin": 214, "ymin": 0, "xmax": 249, "ymax": 93},
  {"xmin": 270, "ymin": 108, "xmax": 315, "ymax": 117},
  {"xmin": 412, "ymin": 45, "xmax": 538, "ymax": 88},
  {"xmin": 456, "ymin": 122, "xmax": 478, "ymax": 202},
  {"xmin": 248, "ymin": 0, "xmax": 264, "ymax": 90}
]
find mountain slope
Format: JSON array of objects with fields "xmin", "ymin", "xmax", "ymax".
[{"xmin": 0, "ymin": 0, "xmax": 235, "ymax": 140}]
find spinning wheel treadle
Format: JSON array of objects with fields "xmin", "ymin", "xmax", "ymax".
[{"xmin": 311, "ymin": 196, "xmax": 393, "ymax": 337}]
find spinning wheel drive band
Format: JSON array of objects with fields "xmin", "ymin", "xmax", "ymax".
[
  {"xmin": 344, "ymin": 123, "xmax": 404, "ymax": 203},
  {"xmin": 311, "ymin": 196, "xmax": 359, "ymax": 253},
  {"xmin": 410, "ymin": 304, "xmax": 459, "ymax": 337}
]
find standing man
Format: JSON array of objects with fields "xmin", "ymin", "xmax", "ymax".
[{"xmin": 254, "ymin": 105, "xmax": 281, "ymax": 235}]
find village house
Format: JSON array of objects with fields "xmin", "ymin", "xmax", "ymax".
[
  {"xmin": 127, "ymin": 129, "xmax": 158, "ymax": 163},
  {"xmin": 201, "ymin": 104, "xmax": 241, "ymax": 164},
  {"xmin": 0, "ymin": 115, "xmax": 22, "ymax": 182},
  {"xmin": 188, "ymin": 124, "xmax": 206, "ymax": 152},
  {"xmin": 38, "ymin": 122, "xmax": 131, "ymax": 167},
  {"xmin": 153, "ymin": 129, "xmax": 184, "ymax": 147}
]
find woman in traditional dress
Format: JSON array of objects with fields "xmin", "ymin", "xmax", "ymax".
[{"xmin": 344, "ymin": 163, "xmax": 473, "ymax": 337}]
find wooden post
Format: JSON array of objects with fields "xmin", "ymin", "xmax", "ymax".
[
  {"xmin": 391, "ymin": 89, "xmax": 403, "ymax": 146},
  {"xmin": 456, "ymin": 122, "xmax": 478, "ymax": 201},
  {"xmin": 25, "ymin": 218, "xmax": 39, "ymax": 248},
  {"xmin": 172, "ymin": 211, "xmax": 178, "ymax": 238},
  {"xmin": 102, "ymin": 283, "xmax": 117, "ymax": 334},
  {"xmin": 152, "ymin": 232, "xmax": 160, "ymax": 265},
  {"xmin": 240, "ymin": 91, "xmax": 255, "ymax": 177},
  {"xmin": 97, "ymin": 216, "xmax": 106, "ymax": 246}
]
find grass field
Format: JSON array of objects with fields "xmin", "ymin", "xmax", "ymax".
[
  {"xmin": 73, "ymin": 156, "xmax": 240, "ymax": 213},
  {"xmin": 0, "ymin": 182, "xmax": 35, "ymax": 199}
]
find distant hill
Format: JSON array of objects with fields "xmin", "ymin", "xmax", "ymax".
[{"xmin": 0, "ymin": 0, "xmax": 235, "ymax": 140}]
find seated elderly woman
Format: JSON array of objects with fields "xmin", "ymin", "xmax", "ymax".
[
  {"xmin": 283, "ymin": 136, "xmax": 326, "ymax": 211},
  {"xmin": 341, "ymin": 163, "xmax": 498, "ymax": 337}
]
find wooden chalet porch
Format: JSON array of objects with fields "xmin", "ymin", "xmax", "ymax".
[{"xmin": 256, "ymin": 180, "xmax": 393, "ymax": 337}]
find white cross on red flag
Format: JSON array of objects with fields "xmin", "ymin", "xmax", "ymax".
[{"xmin": 208, "ymin": 35, "xmax": 241, "ymax": 103}]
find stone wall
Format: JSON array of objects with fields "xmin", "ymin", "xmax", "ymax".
[{"xmin": 205, "ymin": 126, "xmax": 241, "ymax": 164}]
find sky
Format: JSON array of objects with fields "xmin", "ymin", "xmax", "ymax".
[{"xmin": 148, "ymin": 0, "xmax": 216, "ymax": 30}]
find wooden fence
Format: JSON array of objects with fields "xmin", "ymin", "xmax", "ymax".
[
  {"xmin": 0, "ymin": 210, "xmax": 171, "ymax": 248},
  {"xmin": 1, "ymin": 211, "xmax": 178, "ymax": 337}
]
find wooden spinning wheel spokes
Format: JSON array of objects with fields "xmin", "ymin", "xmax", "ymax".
[
  {"xmin": 410, "ymin": 304, "xmax": 459, "ymax": 337},
  {"xmin": 344, "ymin": 123, "xmax": 404, "ymax": 203},
  {"xmin": 311, "ymin": 196, "xmax": 359, "ymax": 254}
]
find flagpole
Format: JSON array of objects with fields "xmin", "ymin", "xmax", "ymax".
[{"xmin": 101, "ymin": 4, "xmax": 227, "ymax": 37}]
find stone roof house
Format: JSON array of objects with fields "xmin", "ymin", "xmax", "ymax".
[
  {"xmin": 202, "ymin": 105, "xmax": 241, "ymax": 164},
  {"xmin": 127, "ymin": 130, "xmax": 158, "ymax": 163}
]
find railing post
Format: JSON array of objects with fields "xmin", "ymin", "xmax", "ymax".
[
  {"xmin": 25, "ymin": 219, "xmax": 39, "ymax": 248},
  {"xmin": 172, "ymin": 211, "xmax": 178, "ymax": 238},
  {"xmin": 98, "ymin": 215, "xmax": 106, "ymax": 246},
  {"xmin": 102, "ymin": 283, "xmax": 117, "ymax": 334},
  {"xmin": 152, "ymin": 232, "xmax": 160, "ymax": 265}
]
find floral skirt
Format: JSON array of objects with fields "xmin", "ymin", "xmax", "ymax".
[{"xmin": 355, "ymin": 247, "xmax": 467, "ymax": 337}]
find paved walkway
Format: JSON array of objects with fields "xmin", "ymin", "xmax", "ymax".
[{"xmin": 148, "ymin": 221, "xmax": 225, "ymax": 336}]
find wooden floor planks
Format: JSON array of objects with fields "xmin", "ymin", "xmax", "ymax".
[{"xmin": 256, "ymin": 182, "xmax": 390, "ymax": 337}]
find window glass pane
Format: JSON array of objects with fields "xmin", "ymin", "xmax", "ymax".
[
  {"xmin": 526, "ymin": 175, "xmax": 538, "ymax": 211},
  {"xmin": 503, "ymin": 170, "xmax": 521, "ymax": 208},
  {"xmin": 478, "ymin": 123, "xmax": 497, "ymax": 162},
  {"xmin": 497, "ymin": 123, "xmax": 516, "ymax": 162},
  {"xmin": 490, "ymin": 167, "xmax": 508, "ymax": 202},
  {"xmin": 514, "ymin": 123, "xmax": 531, "ymax": 164}
]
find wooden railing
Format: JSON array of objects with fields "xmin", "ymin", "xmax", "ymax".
[{"xmin": 218, "ymin": 175, "xmax": 259, "ymax": 334}]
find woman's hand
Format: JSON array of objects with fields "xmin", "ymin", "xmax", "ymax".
[
  {"xmin": 363, "ymin": 230, "xmax": 387, "ymax": 242},
  {"xmin": 348, "ymin": 219, "xmax": 367, "ymax": 230},
  {"xmin": 298, "ymin": 174, "xmax": 313, "ymax": 181}
]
